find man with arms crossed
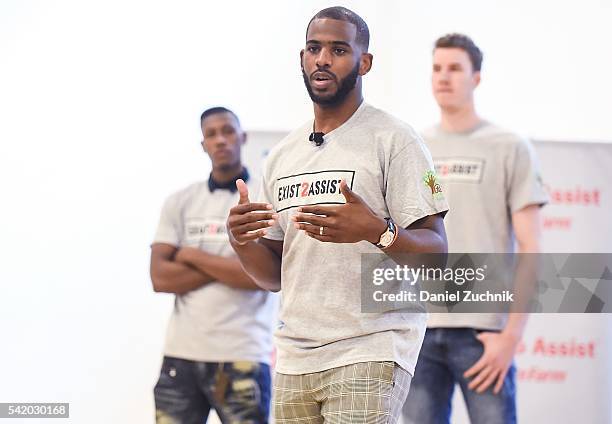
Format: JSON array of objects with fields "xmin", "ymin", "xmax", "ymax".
[
  {"xmin": 402, "ymin": 34, "xmax": 548, "ymax": 424},
  {"xmin": 150, "ymin": 107, "xmax": 277, "ymax": 423},
  {"xmin": 227, "ymin": 7, "xmax": 448, "ymax": 423}
]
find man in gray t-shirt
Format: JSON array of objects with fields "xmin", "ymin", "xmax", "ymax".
[
  {"xmin": 402, "ymin": 34, "xmax": 548, "ymax": 424},
  {"xmin": 227, "ymin": 7, "xmax": 448, "ymax": 424},
  {"xmin": 150, "ymin": 107, "xmax": 277, "ymax": 423}
]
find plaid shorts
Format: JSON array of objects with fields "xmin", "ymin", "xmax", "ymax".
[{"xmin": 273, "ymin": 361, "xmax": 411, "ymax": 424}]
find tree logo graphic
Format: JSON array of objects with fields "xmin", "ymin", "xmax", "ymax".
[{"xmin": 423, "ymin": 170, "xmax": 444, "ymax": 199}]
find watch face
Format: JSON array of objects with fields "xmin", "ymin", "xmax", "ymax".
[{"xmin": 380, "ymin": 232, "xmax": 393, "ymax": 246}]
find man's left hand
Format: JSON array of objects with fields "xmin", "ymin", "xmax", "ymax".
[
  {"xmin": 464, "ymin": 331, "xmax": 520, "ymax": 394},
  {"xmin": 292, "ymin": 180, "xmax": 386, "ymax": 244}
]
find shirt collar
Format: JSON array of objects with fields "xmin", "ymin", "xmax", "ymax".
[{"xmin": 208, "ymin": 167, "xmax": 249, "ymax": 193}]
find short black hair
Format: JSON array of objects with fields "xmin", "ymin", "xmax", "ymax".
[
  {"xmin": 200, "ymin": 106, "xmax": 241, "ymax": 127},
  {"xmin": 434, "ymin": 33, "xmax": 483, "ymax": 72},
  {"xmin": 306, "ymin": 6, "xmax": 370, "ymax": 51}
]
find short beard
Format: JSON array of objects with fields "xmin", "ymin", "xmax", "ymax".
[{"xmin": 302, "ymin": 62, "xmax": 360, "ymax": 106}]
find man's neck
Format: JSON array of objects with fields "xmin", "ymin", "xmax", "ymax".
[
  {"xmin": 313, "ymin": 90, "xmax": 363, "ymax": 134},
  {"xmin": 211, "ymin": 163, "xmax": 243, "ymax": 184},
  {"xmin": 440, "ymin": 103, "xmax": 482, "ymax": 133}
]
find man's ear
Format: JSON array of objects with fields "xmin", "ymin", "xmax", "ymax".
[
  {"xmin": 359, "ymin": 52, "xmax": 373, "ymax": 76},
  {"xmin": 240, "ymin": 131, "xmax": 247, "ymax": 146},
  {"xmin": 300, "ymin": 49, "xmax": 304, "ymax": 71},
  {"xmin": 473, "ymin": 71, "xmax": 481, "ymax": 89},
  {"xmin": 201, "ymin": 140, "xmax": 207, "ymax": 153}
]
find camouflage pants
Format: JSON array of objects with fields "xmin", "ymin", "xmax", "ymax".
[{"xmin": 154, "ymin": 357, "xmax": 271, "ymax": 424}]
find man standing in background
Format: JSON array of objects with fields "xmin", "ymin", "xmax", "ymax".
[
  {"xmin": 150, "ymin": 107, "xmax": 277, "ymax": 423},
  {"xmin": 402, "ymin": 34, "xmax": 548, "ymax": 424}
]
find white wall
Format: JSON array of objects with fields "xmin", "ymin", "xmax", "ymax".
[{"xmin": 0, "ymin": 1, "xmax": 610, "ymax": 423}]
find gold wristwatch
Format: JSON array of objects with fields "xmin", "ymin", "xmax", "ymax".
[{"xmin": 374, "ymin": 218, "xmax": 398, "ymax": 250}]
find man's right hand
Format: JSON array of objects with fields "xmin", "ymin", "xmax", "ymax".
[{"xmin": 227, "ymin": 179, "xmax": 278, "ymax": 246}]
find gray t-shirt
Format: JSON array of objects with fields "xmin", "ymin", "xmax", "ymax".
[
  {"xmin": 423, "ymin": 122, "xmax": 548, "ymax": 329},
  {"xmin": 259, "ymin": 102, "xmax": 449, "ymax": 375},
  {"xmin": 153, "ymin": 177, "xmax": 278, "ymax": 363}
]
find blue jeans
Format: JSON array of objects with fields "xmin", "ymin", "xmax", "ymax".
[
  {"xmin": 154, "ymin": 357, "xmax": 271, "ymax": 423},
  {"xmin": 402, "ymin": 328, "xmax": 516, "ymax": 424}
]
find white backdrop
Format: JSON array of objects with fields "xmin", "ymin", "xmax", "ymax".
[
  {"xmin": 514, "ymin": 142, "xmax": 612, "ymax": 424},
  {"xmin": 1, "ymin": 1, "xmax": 611, "ymax": 423}
]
